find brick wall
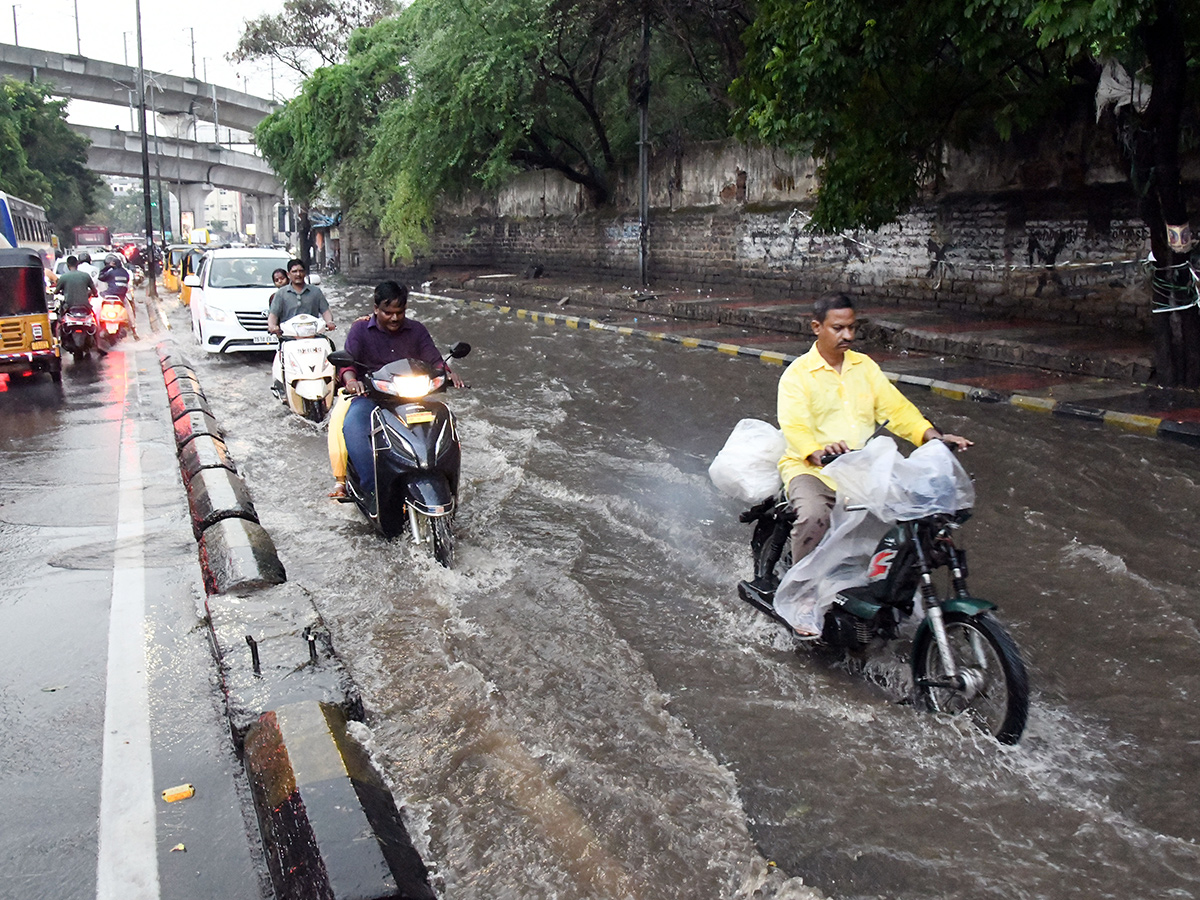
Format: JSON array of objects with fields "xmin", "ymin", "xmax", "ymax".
[{"xmin": 343, "ymin": 139, "xmax": 1166, "ymax": 333}]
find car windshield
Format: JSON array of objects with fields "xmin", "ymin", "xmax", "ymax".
[{"xmin": 207, "ymin": 257, "xmax": 285, "ymax": 288}]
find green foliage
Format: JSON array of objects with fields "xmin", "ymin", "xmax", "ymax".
[
  {"xmin": 255, "ymin": 0, "xmax": 748, "ymax": 260},
  {"xmin": 0, "ymin": 78, "xmax": 102, "ymax": 236},
  {"xmin": 734, "ymin": 0, "xmax": 1078, "ymax": 232},
  {"xmin": 231, "ymin": 0, "xmax": 397, "ymax": 77}
]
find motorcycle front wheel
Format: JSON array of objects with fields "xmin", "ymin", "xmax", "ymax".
[
  {"xmin": 912, "ymin": 611, "xmax": 1029, "ymax": 745},
  {"xmin": 411, "ymin": 511, "xmax": 455, "ymax": 567}
]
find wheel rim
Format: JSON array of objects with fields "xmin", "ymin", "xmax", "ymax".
[{"xmin": 920, "ymin": 619, "xmax": 1011, "ymax": 738}]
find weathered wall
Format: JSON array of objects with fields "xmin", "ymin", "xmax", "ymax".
[{"xmin": 343, "ymin": 133, "xmax": 1162, "ymax": 332}]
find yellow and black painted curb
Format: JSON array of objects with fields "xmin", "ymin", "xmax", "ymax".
[{"xmin": 415, "ymin": 291, "xmax": 1200, "ymax": 449}]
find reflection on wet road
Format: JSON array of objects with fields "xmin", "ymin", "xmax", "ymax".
[{"xmin": 169, "ymin": 282, "xmax": 1200, "ymax": 900}]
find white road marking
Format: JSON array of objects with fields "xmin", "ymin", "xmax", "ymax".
[{"xmin": 96, "ymin": 351, "xmax": 159, "ymax": 900}]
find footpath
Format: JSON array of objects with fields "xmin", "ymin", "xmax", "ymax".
[{"xmin": 416, "ymin": 269, "xmax": 1200, "ymax": 447}]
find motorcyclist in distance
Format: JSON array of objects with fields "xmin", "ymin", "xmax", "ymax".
[{"xmin": 97, "ymin": 252, "xmax": 138, "ymax": 338}]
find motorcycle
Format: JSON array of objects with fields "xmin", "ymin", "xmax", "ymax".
[
  {"xmin": 327, "ymin": 343, "xmax": 472, "ymax": 566},
  {"xmin": 97, "ymin": 295, "xmax": 132, "ymax": 342},
  {"xmin": 732, "ymin": 434, "xmax": 1030, "ymax": 745},
  {"xmin": 270, "ymin": 314, "xmax": 335, "ymax": 422},
  {"xmin": 57, "ymin": 302, "xmax": 100, "ymax": 362}
]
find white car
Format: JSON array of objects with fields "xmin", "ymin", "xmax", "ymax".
[{"xmin": 187, "ymin": 249, "xmax": 317, "ymax": 354}]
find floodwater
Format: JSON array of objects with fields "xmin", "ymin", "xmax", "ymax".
[{"xmin": 168, "ymin": 283, "xmax": 1200, "ymax": 900}]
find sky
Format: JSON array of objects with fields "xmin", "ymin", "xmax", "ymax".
[{"xmin": 8, "ymin": 0, "xmax": 303, "ymax": 128}]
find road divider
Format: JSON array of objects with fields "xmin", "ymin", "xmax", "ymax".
[{"xmin": 152, "ymin": 338, "xmax": 436, "ymax": 900}]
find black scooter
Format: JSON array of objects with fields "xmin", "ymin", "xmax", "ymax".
[
  {"xmin": 58, "ymin": 303, "xmax": 100, "ymax": 362},
  {"xmin": 327, "ymin": 343, "xmax": 471, "ymax": 565}
]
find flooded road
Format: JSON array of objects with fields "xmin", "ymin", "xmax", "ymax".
[{"xmin": 168, "ymin": 282, "xmax": 1200, "ymax": 900}]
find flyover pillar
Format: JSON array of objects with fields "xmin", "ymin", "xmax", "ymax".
[{"xmin": 179, "ymin": 184, "xmax": 212, "ymax": 236}]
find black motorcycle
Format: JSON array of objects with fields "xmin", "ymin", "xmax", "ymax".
[
  {"xmin": 737, "ymin": 438, "xmax": 1030, "ymax": 745},
  {"xmin": 58, "ymin": 303, "xmax": 99, "ymax": 362},
  {"xmin": 327, "ymin": 343, "xmax": 471, "ymax": 566}
]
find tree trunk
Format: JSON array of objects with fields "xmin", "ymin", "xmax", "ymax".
[{"xmin": 1141, "ymin": 0, "xmax": 1199, "ymax": 388}]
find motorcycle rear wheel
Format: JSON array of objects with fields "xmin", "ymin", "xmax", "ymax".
[{"xmin": 912, "ymin": 611, "xmax": 1029, "ymax": 745}]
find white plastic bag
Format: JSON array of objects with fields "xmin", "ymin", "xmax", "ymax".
[
  {"xmin": 773, "ymin": 438, "xmax": 974, "ymax": 635},
  {"xmin": 708, "ymin": 418, "xmax": 786, "ymax": 502}
]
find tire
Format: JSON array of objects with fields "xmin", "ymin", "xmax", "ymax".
[
  {"xmin": 912, "ymin": 611, "xmax": 1029, "ymax": 744},
  {"xmin": 50, "ymin": 367, "xmax": 62, "ymax": 385},
  {"xmin": 430, "ymin": 515, "xmax": 455, "ymax": 567},
  {"xmin": 72, "ymin": 349, "xmax": 84, "ymax": 363},
  {"xmin": 302, "ymin": 397, "xmax": 328, "ymax": 422}
]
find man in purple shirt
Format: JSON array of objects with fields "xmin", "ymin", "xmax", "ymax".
[{"xmin": 327, "ymin": 280, "xmax": 463, "ymax": 498}]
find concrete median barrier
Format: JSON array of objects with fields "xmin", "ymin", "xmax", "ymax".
[
  {"xmin": 243, "ymin": 701, "xmax": 435, "ymax": 900},
  {"xmin": 173, "ymin": 408, "xmax": 224, "ymax": 449},
  {"xmin": 198, "ymin": 516, "xmax": 286, "ymax": 594},
  {"xmin": 186, "ymin": 467, "xmax": 259, "ymax": 538},
  {"xmin": 178, "ymin": 433, "xmax": 238, "ymax": 485},
  {"xmin": 169, "ymin": 388, "xmax": 212, "ymax": 421},
  {"xmin": 165, "ymin": 372, "xmax": 205, "ymax": 402}
]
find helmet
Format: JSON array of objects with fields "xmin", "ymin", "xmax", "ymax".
[
  {"xmin": 78, "ymin": 251, "xmax": 91, "ymax": 263},
  {"xmin": 105, "ymin": 253, "xmax": 121, "ymax": 268}
]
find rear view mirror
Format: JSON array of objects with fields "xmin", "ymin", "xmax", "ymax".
[
  {"xmin": 183, "ymin": 275, "xmax": 201, "ymax": 287},
  {"xmin": 327, "ymin": 350, "xmax": 356, "ymax": 367},
  {"xmin": 447, "ymin": 342, "xmax": 471, "ymax": 359},
  {"xmin": 309, "ymin": 274, "xmax": 322, "ymax": 286}
]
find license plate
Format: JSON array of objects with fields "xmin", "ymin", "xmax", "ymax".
[
  {"xmin": 30, "ymin": 340, "xmax": 49, "ymax": 351},
  {"xmin": 253, "ymin": 334, "xmax": 279, "ymax": 344},
  {"xmin": 404, "ymin": 411, "xmax": 435, "ymax": 426}
]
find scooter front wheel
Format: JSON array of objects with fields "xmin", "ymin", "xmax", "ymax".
[
  {"xmin": 413, "ymin": 511, "xmax": 455, "ymax": 567},
  {"xmin": 912, "ymin": 611, "xmax": 1029, "ymax": 744},
  {"xmin": 302, "ymin": 397, "xmax": 328, "ymax": 422}
]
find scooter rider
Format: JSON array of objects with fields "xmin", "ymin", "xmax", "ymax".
[
  {"xmin": 267, "ymin": 258, "xmax": 333, "ymax": 335},
  {"xmin": 97, "ymin": 252, "xmax": 138, "ymax": 338},
  {"xmin": 327, "ymin": 280, "xmax": 464, "ymax": 499},
  {"xmin": 777, "ymin": 292, "xmax": 971, "ymax": 636}
]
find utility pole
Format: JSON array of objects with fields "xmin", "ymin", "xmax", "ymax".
[
  {"xmin": 636, "ymin": 9, "xmax": 651, "ymax": 286},
  {"xmin": 72, "ymin": 0, "xmax": 79, "ymax": 55},
  {"xmin": 135, "ymin": 0, "xmax": 158, "ymax": 299},
  {"xmin": 190, "ymin": 27, "xmax": 196, "ymax": 79},
  {"xmin": 11, "ymin": 5, "xmax": 17, "ymax": 46}
]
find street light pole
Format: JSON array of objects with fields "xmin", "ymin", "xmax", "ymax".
[
  {"xmin": 11, "ymin": 5, "xmax": 18, "ymax": 47},
  {"xmin": 72, "ymin": 0, "xmax": 79, "ymax": 55},
  {"xmin": 134, "ymin": 0, "xmax": 158, "ymax": 299}
]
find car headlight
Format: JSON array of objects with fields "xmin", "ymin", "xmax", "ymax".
[{"xmin": 203, "ymin": 304, "xmax": 229, "ymax": 322}]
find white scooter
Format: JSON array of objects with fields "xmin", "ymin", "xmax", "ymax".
[{"xmin": 270, "ymin": 314, "xmax": 336, "ymax": 422}]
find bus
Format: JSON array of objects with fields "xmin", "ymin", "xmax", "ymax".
[{"xmin": 0, "ymin": 192, "xmax": 57, "ymax": 267}]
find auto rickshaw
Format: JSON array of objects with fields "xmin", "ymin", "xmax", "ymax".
[
  {"xmin": 174, "ymin": 246, "xmax": 207, "ymax": 306},
  {"xmin": 0, "ymin": 247, "xmax": 61, "ymax": 383}
]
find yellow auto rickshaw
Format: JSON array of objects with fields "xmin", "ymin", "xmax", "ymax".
[
  {"xmin": 173, "ymin": 246, "xmax": 207, "ymax": 306},
  {"xmin": 0, "ymin": 247, "xmax": 61, "ymax": 383}
]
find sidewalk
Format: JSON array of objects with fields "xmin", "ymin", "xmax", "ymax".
[{"xmin": 422, "ymin": 269, "xmax": 1200, "ymax": 445}]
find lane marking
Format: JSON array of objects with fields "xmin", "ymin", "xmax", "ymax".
[{"xmin": 96, "ymin": 350, "xmax": 159, "ymax": 900}]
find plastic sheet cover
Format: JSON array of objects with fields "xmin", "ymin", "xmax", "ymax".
[{"xmin": 773, "ymin": 437, "xmax": 974, "ymax": 635}]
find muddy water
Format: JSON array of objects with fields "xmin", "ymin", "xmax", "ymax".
[{"xmin": 169, "ymin": 283, "xmax": 1200, "ymax": 900}]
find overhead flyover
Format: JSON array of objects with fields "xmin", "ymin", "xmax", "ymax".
[
  {"xmin": 0, "ymin": 42, "xmax": 278, "ymax": 133},
  {"xmin": 77, "ymin": 124, "xmax": 281, "ymax": 196}
]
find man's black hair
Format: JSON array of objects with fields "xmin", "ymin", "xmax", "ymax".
[
  {"xmin": 66, "ymin": 255, "xmax": 79, "ymax": 267},
  {"xmin": 287, "ymin": 258, "xmax": 306, "ymax": 272},
  {"xmin": 373, "ymin": 280, "xmax": 408, "ymax": 307},
  {"xmin": 813, "ymin": 291, "xmax": 855, "ymax": 324}
]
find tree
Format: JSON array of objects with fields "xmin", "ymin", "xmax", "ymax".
[
  {"xmin": 231, "ymin": 0, "xmax": 398, "ymax": 78},
  {"xmin": 0, "ymin": 78, "xmax": 103, "ymax": 236},
  {"xmin": 255, "ymin": 0, "xmax": 750, "ymax": 260},
  {"xmin": 733, "ymin": 0, "xmax": 1200, "ymax": 386}
]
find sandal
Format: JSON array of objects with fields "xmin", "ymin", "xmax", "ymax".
[
  {"xmin": 328, "ymin": 483, "xmax": 348, "ymax": 500},
  {"xmin": 794, "ymin": 628, "xmax": 821, "ymax": 641}
]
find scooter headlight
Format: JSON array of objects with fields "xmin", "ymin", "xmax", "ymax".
[{"xmin": 378, "ymin": 373, "xmax": 432, "ymax": 399}]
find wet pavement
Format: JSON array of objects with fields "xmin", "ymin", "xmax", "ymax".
[{"xmin": 422, "ymin": 269, "xmax": 1200, "ymax": 446}]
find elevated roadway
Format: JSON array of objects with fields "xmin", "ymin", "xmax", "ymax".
[{"xmin": 0, "ymin": 42, "xmax": 277, "ymax": 133}]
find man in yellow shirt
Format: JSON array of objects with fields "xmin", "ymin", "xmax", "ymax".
[{"xmin": 778, "ymin": 293, "xmax": 971, "ymax": 629}]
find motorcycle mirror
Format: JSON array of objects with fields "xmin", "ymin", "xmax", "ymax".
[
  {"xmin": 327, "ymin": 350, "xmax": 357, "ymax": 367},
  {"xmin": 447, "ymin": 341, "xmax": 471, "ymax": 359}
]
